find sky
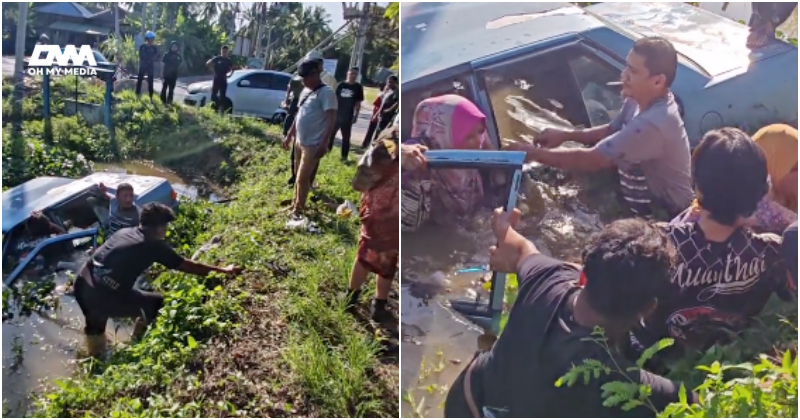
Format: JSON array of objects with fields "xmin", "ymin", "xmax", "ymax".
[{"xmin": 238, "ymin": 2, "xmax": 365, "ymax": 30}]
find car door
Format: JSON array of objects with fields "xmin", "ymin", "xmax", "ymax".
[
  {"xmin": 233, "ymin": 73, "xmax": 271, "ymax": 116},
  {"xmin": 265, "ymin": 73, "xmax": 292, "ymax": 116}
]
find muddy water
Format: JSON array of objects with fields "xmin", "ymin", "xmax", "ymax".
[
  {"xmin": 400, "ymin": 163, "xmax": 617, "ymax": 416},
  {"xmin": 1, "ymin": 161, "xmax": 214, "ymax": 416}
]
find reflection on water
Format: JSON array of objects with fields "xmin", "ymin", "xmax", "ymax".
[
  {"xmin": 2, "ymin": 253, "xmax": 135, "ymax": 417},
  {"xmin": 400, "ymin": 96, "xmax": 617, "ymax": 417},
  {"xmin": 96, "ymin": 161, "xmax": 221, "ymax": 202},
  {"xmin": 2, "ymin": 161, "xmax": 215, "ymax": 416}
]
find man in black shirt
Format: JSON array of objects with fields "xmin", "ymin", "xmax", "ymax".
[
  {"xmin": 445, "ymin": 208, "xmax": 695, "ymax": 417},
  {"xmin": 373, "ymin": 75, "xmax": 398, "ymax": 142},
  {"xmin": 160, "ymin": 41, "xmax": 182, "ymax": 104},
  {"xmin": 74, "ymin": 203, "xmax": 241, "ymax": 357},
  {"xmin": 329, "ymin": 67, "xmax": 364, "ymax": 161},
  {"xmin": 136, "ymin": 31, "xmax": 159, "ymax": 98},
  {"xmin": 206, "ymin": 46, "xmax": 234, "ymax": 113}
]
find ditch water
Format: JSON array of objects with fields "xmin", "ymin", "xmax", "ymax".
[
  {"xmin": 400, "ymin": 162, "xmax": 620, "ymax": 417},
  {"xmin": 1, "ymin": 161, "xmax": 215, "ymax": 416}
]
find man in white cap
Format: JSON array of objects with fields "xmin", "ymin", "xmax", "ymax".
[{"xmin": 305, "ymin": 50, "xmax": 338, "ymax": 91}]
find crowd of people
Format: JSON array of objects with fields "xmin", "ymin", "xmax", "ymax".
[{"xmin": 398, "ymin": 33, "xmax": 797, "ymax": 417}]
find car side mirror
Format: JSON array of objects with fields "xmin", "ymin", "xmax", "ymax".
[{"xmin": 239, "ymin": 79, "xmax": 251, "ymax": 87}]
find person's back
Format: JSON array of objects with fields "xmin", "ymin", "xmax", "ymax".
[
  {"xmin": 634, "ymin": 128, "xmax": 794, "ymax": 356},
  {"xmin": 91, "ymin": 227, "xmax": 181, "ymax": 292},
  {"xmin": 445, "ymin": 214, "xmax": 692, "ymax": 417}
]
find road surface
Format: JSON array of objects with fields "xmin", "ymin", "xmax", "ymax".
[{"xmin": 2, "ymin": 56, "xmax": 373, "ymax": 146}]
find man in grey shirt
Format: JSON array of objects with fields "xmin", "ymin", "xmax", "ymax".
[
  {"xmin": 282, "ymin": 59, "xmax": 337, "ymax": 215},
  {"xmin": 510, "ymin": 37, "xmax": 693, "ymax": 218},
  {"xmin": 88, "ymin": 182, "xmax": 140, "ymax": 237}
]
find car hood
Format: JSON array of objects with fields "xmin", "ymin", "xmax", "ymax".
[
  {"xmin": 188, "ymin": 80, "xmax": 214, "ymax": 92},
  {"xmin": 587, "ymin": 2, "xmax": 796, "ymax": 77}
]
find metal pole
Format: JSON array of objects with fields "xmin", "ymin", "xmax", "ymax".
[
  {"xmin": 266, "ymin": 25, "xmax": 274, "ymax": 69},
  {"xmin": 151, "ymin": 3, "xmax": 158, "ymax": 32},
  {"xmin": 115, "ymin": 3, "xmax": 121, "ymax": 39},
  {"xmin": 141, "ymin": 3, "xmax": 147, "ymax": 37},
  {"xmin": 43, "ymin": 73, "xmax": 52, "ymax": 142}
]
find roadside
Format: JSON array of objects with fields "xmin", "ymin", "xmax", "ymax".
[{"xmin": 3, "ymin": 76, "xmax": 398, "ymax": 417}]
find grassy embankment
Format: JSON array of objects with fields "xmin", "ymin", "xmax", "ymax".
[{"xmin": 2, "ymin": 75, "xmax": 398, "ymax": 417}]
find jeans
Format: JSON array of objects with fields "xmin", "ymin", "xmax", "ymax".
[
  {"xmin": 160, "ymin": 75, "xmax": 177, "ymax": 104},
  {"xmin": 135, "ymin": 66, "xmax": 154, "ymax": 98}
]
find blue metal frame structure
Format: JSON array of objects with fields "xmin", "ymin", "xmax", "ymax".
[{"xmin": 424, "ymin": 150, "xmax": 526, "ymax": 334}]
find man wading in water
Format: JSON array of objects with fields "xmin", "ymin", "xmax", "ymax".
[
  {"xmin": 76, "ymin": 203, "xmax": 241, "ymax": 357},
  {"xmin": 510, "ymin": 37, "xmax": 693, "ymax": 219},
  {"xmin": 445, "ymin": 208, "xmax": 696, "ymax": 417}
]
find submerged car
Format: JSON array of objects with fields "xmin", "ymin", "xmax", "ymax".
[
  {"xmin": 400, "ymin": 2, "xmax": 798, "ymax": 148},
  {"xmin": 2, "ymin": 172, "xmax": 179, "ymax": 285},
  {"xmin": 184, "ymin": 69, "xmax": 293, "ymax": 123}
]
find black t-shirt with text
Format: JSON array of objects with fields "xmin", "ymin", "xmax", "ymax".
[
  {"xmin": 463, "ymin": 254, "xmax": 689, "ymax": 417},
  {"xmin": 89, "ymin": 227, "xmax": 183, "ymax": 292},
  {"xmin": 335, "ymin": 82, "xmax": 365, "ymax": 123},
  {"xmin": 632, "ymin": 222, "xmax": 792, "ymax": 354},
  {"xmin": 210, "ymin": 56, "xmax": 233, "ymax": 80}
]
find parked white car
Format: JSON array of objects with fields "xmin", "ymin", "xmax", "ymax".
[{"xmin": 184, "ymin": 69, "xmax": 293, "ymax": 123}]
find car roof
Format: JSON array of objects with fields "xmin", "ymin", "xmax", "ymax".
[
  {"xmin": 587, "ymin": 2, "xmax": 796, "ymax": 77},
  {"xmin": 402, "ymin": 2, "xmax": 796, "ymax": 85},
  {"xmin": 231, "ymin": 69, "xmax": 293, "ymax": 79},
  {"xmin": 2, "ymin": 172, "xmax": 167, "ymax": 233},
  {"xmin": 401, "ymin": 2, "xmax": 599, "ymax": 83}
]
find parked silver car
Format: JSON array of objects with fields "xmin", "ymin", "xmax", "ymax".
[{"xmin": 184, "ymin": 69, "xmax": 293, "ymax": 123}]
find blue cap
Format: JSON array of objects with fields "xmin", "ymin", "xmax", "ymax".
[{"xmin": 145, "ymin": 31, "xmax": 156, "ymax": 40}]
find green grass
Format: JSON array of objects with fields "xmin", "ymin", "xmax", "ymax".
[
  {"xmin": 2, "ymin": 79, "xmax": 398, "ymax": 417},
  {"xmin": 364, "ymin": 87, "xmax": 380, "ymax": 106},
  {"xmin": 31, "ymin": 140, "xmax": 398, "ymax": 418}
]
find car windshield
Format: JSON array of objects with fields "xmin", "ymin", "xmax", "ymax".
[{"xmin": 477, "ymin": 44, "xmax": 624, "ymax": 149}]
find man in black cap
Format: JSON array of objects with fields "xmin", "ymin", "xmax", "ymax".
[{"xmin": 281, "ymin": 59, "xmax": 337, "ymax": 215}]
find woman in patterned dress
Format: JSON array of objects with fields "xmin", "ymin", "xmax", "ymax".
[{"xmin": 346, "ymin": 127, "xmax": 401, "ymax": 321}]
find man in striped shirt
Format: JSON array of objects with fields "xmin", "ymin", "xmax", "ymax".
[
  {"xmin": 88, "ymin": 183, "xmax": 140, "ymax": 238},
  {"xmin": 509, "ymin": 36, "xmax": 693, "ymax": 219}
]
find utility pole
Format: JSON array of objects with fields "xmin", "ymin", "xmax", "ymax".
[
  {"xmin": 151, "ymin": 2, "xmax": 158, "ymax": 32},
  {"xmin": 141, "ymin": 3, "xmax": 147, "ymax": 37},
  {"xmin": 114, "ymin": 3, "xmax": 121, "ymax": 40},
  {"xmin": 12, "ymin": 2, "xmax": 29, "ymax": 139},
  {"xmin": 349, "ymin": 2, "xmax": 372, "ymax": 83}
]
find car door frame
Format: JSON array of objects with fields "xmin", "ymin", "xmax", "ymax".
[
  {"xmin": 235, "ymin": 72, "xmax": 270, "ymax": 116},
  {"xmin": 265, "ymin": 72, "xmax": 292, "ymax": 118},
  {"xmin": 470, "ymin": 34, "xmax": 628, "ymax": 149}
]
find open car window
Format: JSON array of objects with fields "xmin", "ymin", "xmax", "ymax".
[{"xmin": 476, "ymin": 43, "xmax": 624, "ymax": 148}]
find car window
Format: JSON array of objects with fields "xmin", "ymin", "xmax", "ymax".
[
  {"xmin": 400, "ymin": 73, "xmax": 477, "ymax": 141},
  {"xmin": 270, "ymin": 74, "xmax": 291, "ymax": 91},
  {"xmin": 568, "ymin": 54, "xmax": 623, "ymax": 126},
  {"xmin": 239, "ymin": 73, "xmax": 272, "ymax": 89},
  {"xmin": 477, "ymin": 46, "xmax": 592, "ymax": 146}
]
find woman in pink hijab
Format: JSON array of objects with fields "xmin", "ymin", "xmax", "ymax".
[{"xmin": 401, "ymin": 94, "xmax": 492, "ymax": 231}]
